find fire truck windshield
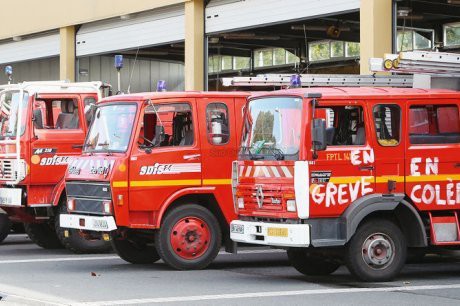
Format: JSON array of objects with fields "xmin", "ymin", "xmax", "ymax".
[
  {"xmin": 84, "ymin": 103, "xmax": 137, "ymax": 153},
  {"xmin": 0, "ymin": 90, "xmax": 29, "ymax": 138},
  {"xmin": 240, "ymin": 96, "xmax": 302, "ymax": 161}
]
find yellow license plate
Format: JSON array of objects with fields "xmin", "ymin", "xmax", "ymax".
[{"xmin": 267, "ymin": 227, "xmax": 288, "ymax": 237}]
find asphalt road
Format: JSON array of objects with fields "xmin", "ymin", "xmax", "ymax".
[{"xmin": 1, "ymin": 234, "xmax": 460, "ymax": 306}]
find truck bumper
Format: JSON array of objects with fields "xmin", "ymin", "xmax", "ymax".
[
  {"xmin": 230, "ymin": 220, "xmax": 310, "ymax": 247},
  {"xmin": 60, "ymin": 214, "xmax": 117, "ymax": 232}
]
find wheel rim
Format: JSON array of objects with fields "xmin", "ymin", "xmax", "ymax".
[
  {"xmin": 361, "ymin": 232, "xmax": 395, "ymax": 270},
  {"xmin": 170, "ymin": 217, "xmax": 211, "ymax": 260}
]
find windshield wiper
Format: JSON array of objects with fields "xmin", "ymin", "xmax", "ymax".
[
  {"xmin": 267, "ymin": 147, "xmax": 285, "ymax": 161},
  {"xmin": 240, "ymin": 146, "xmax": 264, "ymax": 160}
]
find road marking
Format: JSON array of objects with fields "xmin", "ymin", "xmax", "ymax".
[
  {"xmin": 0, "ymin": 249, "xmax": 284, "ymax": 264},
  {"xmin": 73, "ymin": 283, "xmax": 460, "ymax": 305},
  {"xmin": 0, "ymin": 283, "xmax": 75, "ymax": 305}
]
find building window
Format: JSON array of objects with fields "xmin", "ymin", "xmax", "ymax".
[
  {"xmin": 444, "ymin": 22, "xmax": 460, "ymax": 48},
  {"xmin": 206, "ymin": 103, "xmax": 230, "ymax": 145},
  {"xmin": 397, "ymin": 28, "xmax": 433, "ymax": 52},
  {"xmin": 309, "ymin": 40, "xmax": 360, "ymax": 62},
  {"xmin": 254, "ymin": 48, "xmax": 300, "ymax": 68}
]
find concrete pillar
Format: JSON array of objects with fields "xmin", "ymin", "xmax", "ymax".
[
  {"xmin": 360, "ymin": 0, "xmax": 392, "ymax": 74},
  {"xmin": 184, "ymin": 0, "xmax": 204, "ymax": 91},
  {"xmin": 60, "ymin": 26, "xmax": 76, "ymax": 81}
]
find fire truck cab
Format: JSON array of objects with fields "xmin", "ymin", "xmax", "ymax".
[
  {"xmin": 0, "ymin": 82, "xmax": 111, "ymax": 252},
  {"xmin": 231, "ymin": 87, "xmax": 460, "ymax": 281},
  {"xmin": 60, "ymin": 91, "xmax": 248, "ymax": 270}
]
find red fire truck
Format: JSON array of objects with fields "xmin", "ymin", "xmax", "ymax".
[
  {"xmin": 0, "ymin": 81, "xmax": 112, "ymax": 253},
  {"xmin": 60, "ymin": 91, "xmax": 248, "ymax": 269},
  {"xmin": 231, "ymin": 87, "xmax": 460, "ymax": 281}
]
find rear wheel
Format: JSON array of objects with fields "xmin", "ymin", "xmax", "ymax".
[
  {"xmin": 24, "ymin": 222, "xmax": 63, "ymax": 249},
  {"xmin": 287, "ymin": 248, "xmax": 341, "ymax": 276},
  {"xmin": 345, "ymin": 219, "xmax": 407, "ymax": 282},
  {"xmin": 55, "ymin": 203, "xmax": 112, "ymax": 254},
  {"xmin": 0, "ymin": 213, "xmax": 11, "ymax": 243},
  {"xmin": 155, "ymin": 204, "xmax": 222, "ymax": 270},
  {"xmin": 111, "ymin": 233, "xmax": 160, "ymax": 264}
]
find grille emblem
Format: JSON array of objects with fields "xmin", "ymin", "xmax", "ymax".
[{"xmin": 255, "ymin": 185, "xmax": 264, "ymax": 208}]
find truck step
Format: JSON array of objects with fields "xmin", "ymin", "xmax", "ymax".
[{"xmin": 429, "ymin": 211, "xmax": 460, "ymax": 245}]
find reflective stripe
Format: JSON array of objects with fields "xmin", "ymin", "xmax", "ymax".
[
  {"xmin": 113, "ymin": 181, "xmax": 128, "ymax": 188},
  {"xmin": 203, "ymin": 179, "xmax": 232, "ymax": 185}
]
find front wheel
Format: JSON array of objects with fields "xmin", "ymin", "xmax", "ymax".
[
  {"xmin": 111, "ymin": 232, "xmax": 160, "ymax": 264},
  {"xmin": 155, "ymin": 205, "xmax": 222, "ymax": 270},
  {"xmin": 287, "ymin": 249, "xmax": 341, "ymax": 276},
  {"xmin": 345, "ymin": 219, "xmax": 407, "ymax": 282},
  {"xmin": 0, "ymin": 213, "xmax": 11, "ymax": 243},
  {"xmin": 24, "ymin": 222, "xmax": 63, "ymax": 249},
  {"xmin": 55, "ymin": 204, "xmax": 112, "ymax": 254}
]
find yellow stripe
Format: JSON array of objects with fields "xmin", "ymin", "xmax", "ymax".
[
  {"xmin": 329, "ymin": 176, "xmax": 373, "ymax": 184},
  {"xmin": 376, "ymin": 176, "xmax": 405, "ymax": 183},
  {"xmin": 203, "ymin": 179, "xmax": 232, "ymax": 185},
  {"xmin": 405, "ymin": 174, "xmax": 460, "ymax": 182},
  {"xmin": 130, "ymin": 179, "xmax": 201, "ymax": 187},
  {"xmin": 113, "ymin": 181, "xmax": 128, "ymax": 188}
]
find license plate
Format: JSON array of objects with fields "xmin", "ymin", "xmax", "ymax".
[
  {"xmin": 267, "ymin": 227, "xmax": 288, "ymax": 237},
  {"xmin": 0, "ymin": 188, "xmax": 22, "ymax": 206},
  {"xmin": 231, "ymin": 224, "xmax": 244, "ymax": 234},
  {"xmin": 92, "ymin": 219, "xmax": 109, "ymax": 230}
]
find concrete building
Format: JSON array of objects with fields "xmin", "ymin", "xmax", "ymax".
[{"xmin": 0, "ymin": 0, "xmax": 457, "ymax": 91}]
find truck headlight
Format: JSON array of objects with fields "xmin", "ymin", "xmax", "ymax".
[
  {"xmin": 67, "ymin": 198, "xmax": 75, "ymax": 211},
  {"xmin": 286, "ymin": 199, "xmax": 296, "ymax": 212},
  {"xmin": 102, "ymin": 200, "xmax": 112, "ymax": 214},
  {"xmin": 237, "ymin": 197, "xmax": 244, "ymax": 209}
]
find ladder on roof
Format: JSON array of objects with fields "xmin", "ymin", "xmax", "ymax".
[
  {"xmin": 221, "ymin": 74, "xmax": 414, "ymax": 88},
  {"xmin": 370, "ymin": 51, "xmax": 460, "ymax": 77}
]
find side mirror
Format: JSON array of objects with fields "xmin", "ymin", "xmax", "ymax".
[{"xmin": 312, "ymin": 118, "xmax": 327, "ymax": 152}]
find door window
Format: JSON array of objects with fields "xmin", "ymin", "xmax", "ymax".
[
  {"xmin": 316, "ymin": 106, "xmax": 365, "ymax": 146},
  {"xmin": 206, "ymin": 103, "xmax": 229, "ymax": 145},
  {"xmin": 409, "ymin": 104, "xmax": 460, "ymax": 144},
  {"xmin": 33, "ymin": 99, "xmax": 80, "ymax": 130},
  {"xmin": 139, "ymin": 103, "xmax": 194, "ymax": 149},
  {"xmin": 373, "ymin": 104, "xmax": 401, "ymax": 146}
]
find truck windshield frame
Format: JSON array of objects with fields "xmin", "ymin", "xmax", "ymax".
[
  {"xmin": 0, "ymin": 90, "xmax": 29, "ymax": 138},
  {"xmin": 84, "ymin": 102, "xmax": 138, "ymax": 154},
  {"xmin": 239, "ymin": 96, "xmax": 302, "ymax": 161}
]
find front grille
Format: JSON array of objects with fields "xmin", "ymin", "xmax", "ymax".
[
  {"xmin": 0, "ymin": 160, "xmax": 14, "ymax": 180},
  {"xmin": 66, "ymin": 181, "xmax": 111, "ymax": 199},
  {"xmin": 74, "ymin": 198, "xmax": 105, "ymax": 215},
  {"xmin": 239, "ymin": 184, "xmax": 283, "ymax": 210}
]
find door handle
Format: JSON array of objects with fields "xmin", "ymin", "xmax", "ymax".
[
  {"xmin": 358, "ymin": 165, "xmax": 375, "ymax": 171},
  {"xmin": 183, "ymin": 154, "xmax": 201, "ymax": 160}
]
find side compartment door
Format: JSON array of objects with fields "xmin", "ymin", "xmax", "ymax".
[
  {"xmin": 128, "ymin": 99, "xmax": 202, "ymax": 214},
  {"xmin": 196, "ymin": 97, "xmax": 237, "ymax": 221},
  {"xmin": 405, "ymin": 99, "xmax": 460, "ymax": 211},
  {"xmin": 309, "ymin": 100, "xmax": 376, "ymax": 218}
]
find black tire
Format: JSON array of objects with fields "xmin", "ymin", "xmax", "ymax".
[
  {"xmin": 24, "ymin": 222, "xmax": 64, "ymax": 249},
  {"xmin": 111, "ymin": 234, "xmax": 160, "ymax": 264},
  {"xmin": 0, "ymin": 213, "xmax": 12, "ymax": 243},
  {"xmin": 345, "ymin": 219, "xmax": 407, "ymax": 282},
  {"xmin": 155, "ymin": 204, "xmax": 222, "ymax": 270},
  {"xmin": 287, "ymin": 248, "xmax": 341, "ymax": 276},
  {"xmin": 55, "ymin": 203, "xmax": 112, "ymax": 254}
]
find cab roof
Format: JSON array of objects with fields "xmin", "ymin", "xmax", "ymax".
[
  {"xmin": 249, "ymin": 87, "xmax": 460, "ymax": 100},
  {"xmin": 0, "ymin": 81, "xmax": 102, "ymax": 95},
  {"xmin": 98, "ymin": 91, "xmax": 251, "ymax": 104}
]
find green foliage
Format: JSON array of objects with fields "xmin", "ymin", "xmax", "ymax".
[{"xmin": 253, "ymin": 111, "xmax": 275, "ymax": 143}]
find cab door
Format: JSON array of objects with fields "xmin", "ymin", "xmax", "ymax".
[
  {"xmin": 30, "ymin": 94, "xmax": 86, "ymax": 184},
  {"xmin": 309, "ymin": 100, "xmax": 376, "ymax": 218},
  {"xmin": 370, "ymin": 102, "xmax": 405, "ymax": 195},
  {"xmin": 128, "ymin": 99, "xmax": 202, "ymax": 213},
  {"xmin": 196, "ymin": 97, "xmax": 237, "ymax": 221}
]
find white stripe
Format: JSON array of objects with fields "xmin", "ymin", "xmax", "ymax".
[
  {"xmin": 245, "ymin": 166, "xmax": 252, "ymax": 177},
  {"xmin": 261, "ymin": 166, "xmax": 270, "ymax": 177},
  {"xmin": 281, "ymin": 166, "xmax": 293, "ymax": 178},
  {"xmin": 254, "ymin": 166, "xmax": 261, "ymax": 177},
  {"xmin": 0, "ymin": 249, "xmax": 283, "ymax": 264},
  {"xmin": 239, "ymin": 166, "xmax": 244, "ymax": 176},
  {"xmin": 72, "ymin": 284, "xmax": 460, "ymax": 305},
  {"xmin": 270, "ymin": 166, "xmax": 281, "ymax": 178}
]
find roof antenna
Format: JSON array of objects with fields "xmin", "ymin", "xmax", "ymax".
[{"xmin": 127, "ymin": 47, "xmax": 140, "ymax": 94}]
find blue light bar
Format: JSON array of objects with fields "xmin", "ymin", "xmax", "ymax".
[
  {"xmin": 4, "ymin": 65, "xmax": 12, "ymax": 76},
  {"xmin": 290, "ymin": 74, "xmax": 301, "ymax": 88},
  {"xmin": 114, "ymin": 55, "xmax": 123, "ymax": 70},
  {"xmin": 156, "ymin": 80, "xmax": 167, "ymax": 92}
]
